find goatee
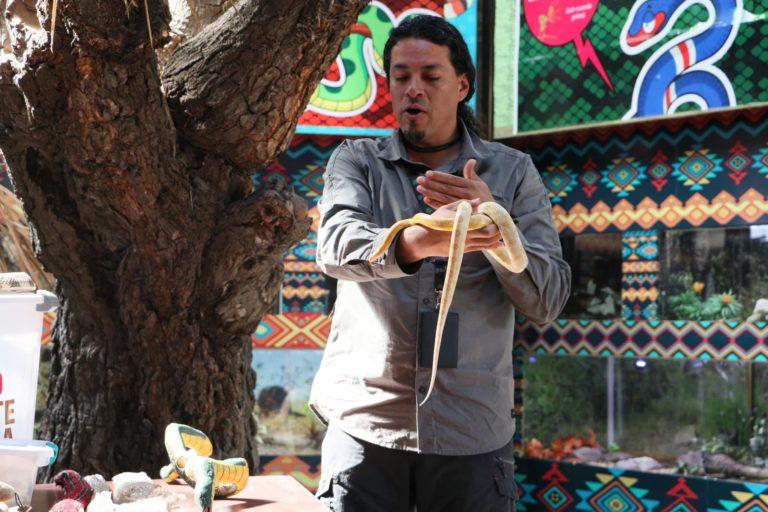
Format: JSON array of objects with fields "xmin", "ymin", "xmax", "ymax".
[{"xmin": 401, "ymin": 126, "xmax": 425, "ymax": 145}]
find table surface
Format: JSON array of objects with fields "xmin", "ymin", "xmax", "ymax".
[{"xmin": 32, "ymin": 475, "xmax": 327, "ymax": 512}]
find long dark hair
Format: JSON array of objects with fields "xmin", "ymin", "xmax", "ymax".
[{"xmin": 382, "ymin": 15, "xmax": 480, "ymax": 134}]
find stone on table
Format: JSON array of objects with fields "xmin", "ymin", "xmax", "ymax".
[{"xmin": 112, "ymin": 473, "xmax": 155, "ymax": 504}]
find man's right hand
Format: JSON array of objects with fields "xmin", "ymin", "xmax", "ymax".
[{"xmin": 395, "ymin": 199, "xmax": 503, "ymax": 266}]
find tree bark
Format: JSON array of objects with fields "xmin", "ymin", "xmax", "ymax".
[{"xmin": 0, "ymin": 0, "xmax": 366, "ymax": 475}]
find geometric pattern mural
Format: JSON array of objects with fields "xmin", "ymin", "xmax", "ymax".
[
  {"xmin": 259, "ymin": 455, "xmax": 322, "ymax": 492},
  {"xmin": 516, "ymin": 457, "xmax": 768, "ymax": 511},
  {"xmin": 551, "ymin": 189, "xmax": 768, "ymax": 234},
  {"xmin": 252, "ymin": 313, "xmax": 331, "ymax": 349},
  {"xmin": 516, "ymin": 318, "xmax": 768, "ymax": 361},
  {"xmin": 621, "ymin": 230, "xmax": 660, "ymax": 322},
  {"xmin": 512, "ymin": 108, "xmax": 768, "ymax": 235}
]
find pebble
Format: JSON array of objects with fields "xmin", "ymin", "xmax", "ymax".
[
  {"xmin": 111, "ymin": 473, "xmax": 155, "ymax": 504},
  {"xmin": 0, "ymin": 481, "xmax": 14, "ymax": 502},
  {"xmin": 50, "ymin": 499, "xmax": 85, "ymax": 512},
  {"xmin": 85, "ymin": 491, "xmax": 114, "ymax": 512},
  {"xmin": 84, "ymin": 475, "xmax": 110, "ymax": 495}
]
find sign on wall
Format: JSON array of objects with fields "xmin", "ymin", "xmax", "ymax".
[
  {"xmin": 296, "ymin": 0, "xmax": 479, "ymax": 137},
  {"xmin": 494, "ymin": 0, "xmax": 768, "ymax": 137}
]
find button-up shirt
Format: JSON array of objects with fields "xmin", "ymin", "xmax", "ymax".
[{"xmin": 309, "ymin": 122, "xmax": 571, "ymax": 455}]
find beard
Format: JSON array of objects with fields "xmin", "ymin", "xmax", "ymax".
[{"xmin": 400, "ymin": 123, "xmax": 425, "ymax": 145}]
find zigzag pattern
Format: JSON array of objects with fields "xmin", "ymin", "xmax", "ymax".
[
  {"xmin": 622, "ymin": 273, "xmax": 658, "ymax": 286},
  {"xmin": 284, "ymin": 261, "xmax": 323, "ymax": 273},
  {"xmin": 552, "ymin": 189, "xmax": 768, "ymax": 233},
  {"xmin": 517, "ymin": 457, "xmax": 768, "ymax": 511},
  {"xmin": 516, "ymin": 318, "xmax": 768, "ymax": 361},
  {"xmin": 623, "ymin": 261, "xmax": 660, "ymax": 273},
  {"xmin": 259, "ymin": 455, "xmax": 321, "ymax": 492},
  {"xmin": 252, "ymin": 313, "xmax": 331, "ymax": 349},
  {"xmin": 281, "ymin": 286, "xmax": 328, "ymax": 300},
  {"xmin": 529, "ymin": 112, "xmax": 768, "ymax": 162},
  {"xmin": 621, "ymin": 288, "xmax": 659, "ymax": 301}
]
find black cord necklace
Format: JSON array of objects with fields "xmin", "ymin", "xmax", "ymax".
[{"xmin": 401, "ymin": 131, "xmax": 462, "ymax": 153}]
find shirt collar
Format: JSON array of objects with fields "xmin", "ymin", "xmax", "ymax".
[{"xmin": 377, "ymin": 120, "xmax": 491, "ymax": 164}]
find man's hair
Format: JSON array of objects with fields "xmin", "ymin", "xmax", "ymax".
[{"xmin": 382, "ymin": 14, "xmax": 480, "ymax": 134}]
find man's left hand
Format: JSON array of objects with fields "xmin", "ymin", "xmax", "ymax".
[{"xmin": 416, "ymin": 158, "xmax": 494, "ymax": 209}]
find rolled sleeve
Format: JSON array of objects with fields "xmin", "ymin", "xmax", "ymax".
[
  {"xmin": 316, "ymin": 141, "xmax": 418, "ymax": 282},
  {"xmin": 488, "ymin": 156, "xmax": 571, "ymax": 323}
]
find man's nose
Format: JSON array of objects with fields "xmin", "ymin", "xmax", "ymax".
[{"xmin": 405, "ymin": 78, "xmax": 424, "ymax": 98}]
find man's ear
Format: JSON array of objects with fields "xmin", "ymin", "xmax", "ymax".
[{"xmin": 458, "ymin": 74, "xmax": 469, "ymax": 102}]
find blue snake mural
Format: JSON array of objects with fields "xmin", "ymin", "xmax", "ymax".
[{"xmin": 620, "ymin": 0, "xmax": 756, "ymax": 118}]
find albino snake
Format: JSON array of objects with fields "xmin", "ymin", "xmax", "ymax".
[{"xmin": 369, "ymin": 201, "xmax": 528, "ymax": 405}]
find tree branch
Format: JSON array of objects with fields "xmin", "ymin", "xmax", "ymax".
[
  {"xmin": 162, "ymin": 0, "xmax": 368, "ymax": 170},
  {"xmin": 201, "ymin": 178, "xmax": 310, "ymax": 336}
]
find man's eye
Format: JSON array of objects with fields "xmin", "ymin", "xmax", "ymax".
[
  {"xmin": 426, "ymin": 76, "xmax": 440, "ymax": 81},
  {"xmin": 393, "ymin": 76, "xmax": 408, "ymax": 82}
]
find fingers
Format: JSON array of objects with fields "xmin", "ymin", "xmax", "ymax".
[
  {"xmin": 419, "ymin": 170, "xmax": 470, "ymax": 187},
  {"xmin": 463, "ymin": 159, "xmax": 479, "ymax": 180},
  {"xmin": 428, "ymin": 197, "xmax": 480, "ymax": 212},
  {"xmin": 417, "ymin": 177, "xmax": 472, "ymax": 199},
  {"xmin": 419, "ymin": 187, "xmax": 461, "ymax": 207}
]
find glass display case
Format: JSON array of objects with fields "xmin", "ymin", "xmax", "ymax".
[
  {"xmin": 523, "ymin": 355, "xmax": 768, "ymax": 478},
  {"xmin": 661, "ymin": 225, "xmax": 768, "ymax": 322},
  {"xmin": 521, "ymin": 226, "xmax": 768, "ymax": 482},
  {"xmin": 560, "ymin": 233, "xmax": 623, "ymax": 320}
]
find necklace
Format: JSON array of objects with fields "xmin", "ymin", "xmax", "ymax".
[{"xmin": 401, "ymin": 132, "xmax": 462, "ymax": 153}]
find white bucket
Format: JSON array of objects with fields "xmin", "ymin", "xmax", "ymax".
[
  {"xmin": 0, "ymin": 289, "xmax": 58, "ymax": 441},
  {"xmin": 0, "ymin": 439, "xmax": 58, "ymax": 506}
]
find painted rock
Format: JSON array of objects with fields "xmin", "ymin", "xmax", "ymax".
[
  {"xmin": 50, "ymin": 498, "xmax": 85, "ymax": 512},
  {"xmin": 53, "ymin": 470, "xmax": 94, "ymax": 508}
]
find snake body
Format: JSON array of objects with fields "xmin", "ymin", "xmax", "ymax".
[
  {"xmin": 160, "ymin": 423, "xmax": 249, "ymax": 512},
  {"xmin": 369, "ymin": 201, "xmax": 528, "ymax": 405}
]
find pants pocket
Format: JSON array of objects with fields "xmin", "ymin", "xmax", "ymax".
[{"xmin": 493, "ymin": 454, "xmax": 518, "ymax": 511}]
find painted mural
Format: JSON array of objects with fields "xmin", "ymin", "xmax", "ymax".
[
  {"xmin": 296, "ymin": 0, "xmax": 478, "ymax": 136},
  {"xmin": 521, "ymin": 107, "xmax": 768, "ymax": 235},
  {"xmin": 494, "ymin": 0, "xmax": 768, "ymax": 136}
]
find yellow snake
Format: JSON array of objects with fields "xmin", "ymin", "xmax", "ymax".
[{"xmin": 369, "ymin": 201, "xmax": 528, "ymax": 406}]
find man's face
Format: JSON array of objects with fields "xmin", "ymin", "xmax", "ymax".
[{"xmin": 388, "ymin": 38, "xmax": 469, "ymax": 145}]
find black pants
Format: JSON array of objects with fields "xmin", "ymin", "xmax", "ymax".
[{"xmin": 316, "ymin": 423, "xmax": 517, "ymax": 512}]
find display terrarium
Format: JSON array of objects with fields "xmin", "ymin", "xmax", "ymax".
[
  {"xmin": 515, "ymin": 227, "xmax": 768, "ymax": 509},
  {"xmin": 661, "ymin": 225, "xmax": 768, "ymax": 322},
  {"xmin": 523, "ymin": 356, "xmax": 768, "ymax": 480}
]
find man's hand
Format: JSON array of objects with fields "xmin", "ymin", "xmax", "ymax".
[
  {"xmin": 395, "ymin": 199, "xmax": 503, "ymax": 266},
  {"xmin": 415, "ymin": 159, "xmax": 494, "ymax": 209}
]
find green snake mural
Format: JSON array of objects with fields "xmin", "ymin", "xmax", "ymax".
[{"xmin": 307, "ymin": 1, "xmax": 443, "ymax": 117}]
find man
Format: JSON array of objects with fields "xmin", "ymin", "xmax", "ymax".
[{"xmin": 309, "ymin": 14, "xmax": 570, "ymax": 512}]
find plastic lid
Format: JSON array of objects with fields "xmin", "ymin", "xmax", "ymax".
[
  {"xmin": 0, "ymin": 439, "xmax": 59, "ymax": 467},
  {"xmin": 0, "ymin": 290, "xmax": 44, "ymax": 306}
]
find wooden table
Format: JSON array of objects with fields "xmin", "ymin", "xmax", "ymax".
[{"xmin": 32, "ymin": 476, "xmax": 327, "ymax": 511}]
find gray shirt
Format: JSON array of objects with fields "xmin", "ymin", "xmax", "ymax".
[{"xmin": 308, "ymin": 123, "xmax": 571, "ymax": 455}]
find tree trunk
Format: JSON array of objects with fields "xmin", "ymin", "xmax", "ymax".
[{"xmin": 0, "ymin": 0, "xmax": 367, "ymax": 475}]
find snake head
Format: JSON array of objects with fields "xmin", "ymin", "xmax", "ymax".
[
  {"xmin": 193, "ymin": 461, "xmax": 216, "ymax": 512},
  {"xmin": 620, "ymin": 0, "xmax": 682, "ymax": 54}
]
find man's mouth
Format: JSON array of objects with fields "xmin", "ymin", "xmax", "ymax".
[{"xmin": 404, "ymin": 106, "xmax": 427, "ymax": 117}]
